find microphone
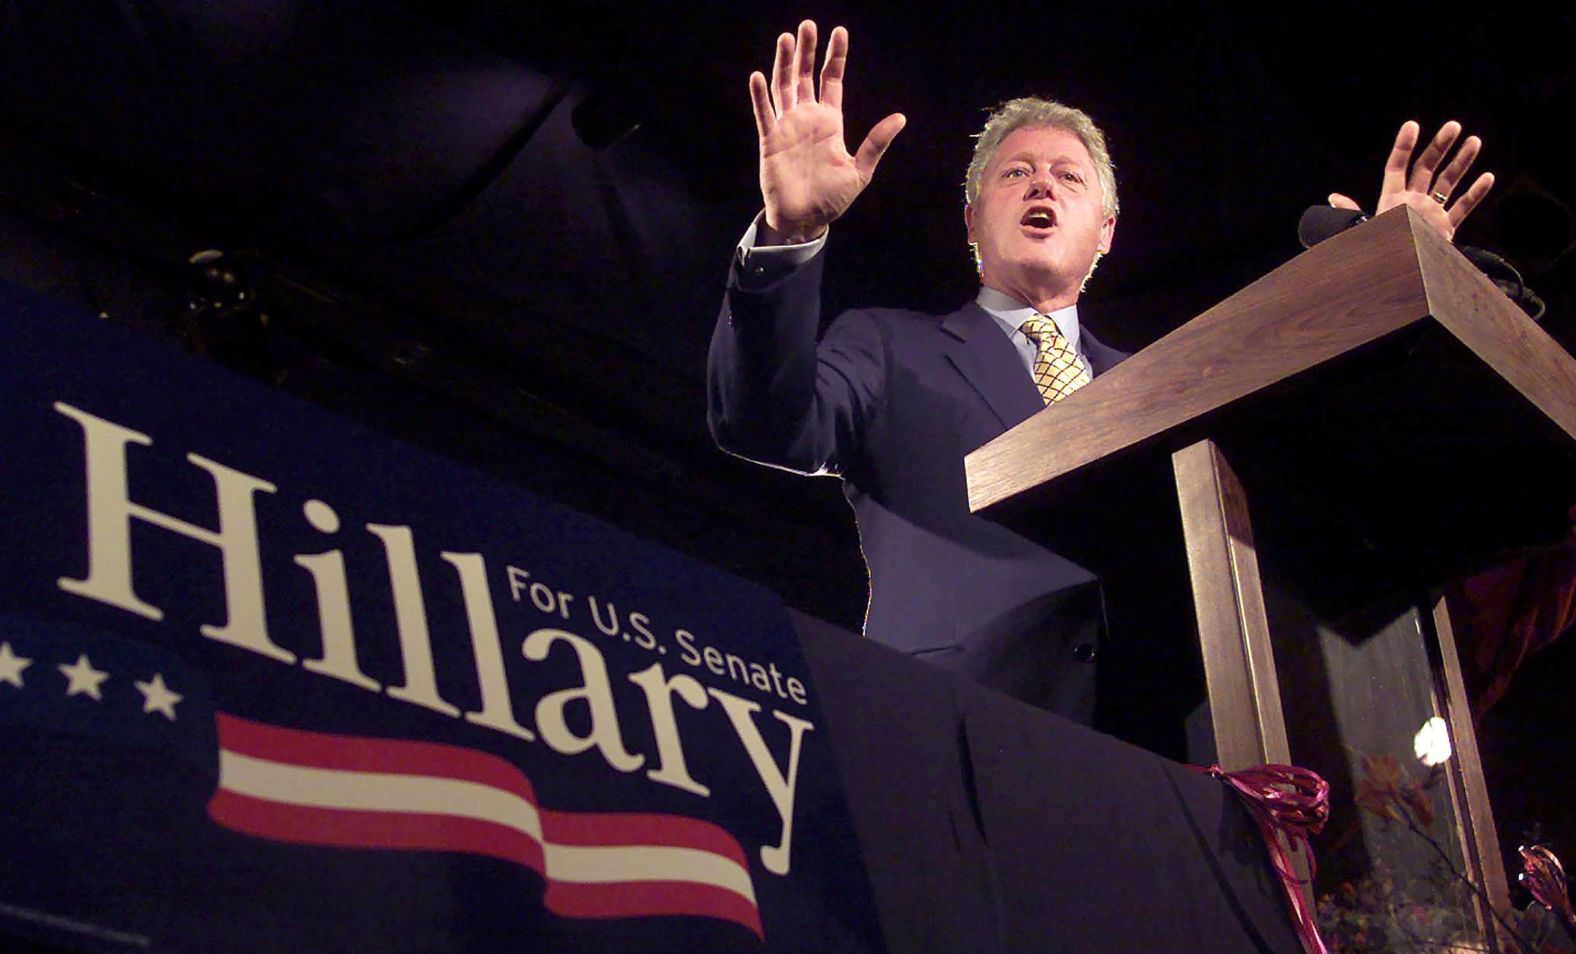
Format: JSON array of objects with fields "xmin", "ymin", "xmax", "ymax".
[{"xmin": 1297, "ymin": 206, "xmax": 1369, "ymax": 249}]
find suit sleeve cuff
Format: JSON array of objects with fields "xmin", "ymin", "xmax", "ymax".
[{"xmin": 735, "ymin": 212, "xmax": 828, "ymax": 291}]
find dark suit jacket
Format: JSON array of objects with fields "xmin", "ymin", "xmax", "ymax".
[{"xmin": 707, "ymin": 250, "xmax": 1128, "ymax": 723}]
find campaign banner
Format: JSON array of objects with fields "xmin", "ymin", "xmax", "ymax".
[{"xmin": 0, "ymin": 279, "xmax": 884, "ymax": 953}]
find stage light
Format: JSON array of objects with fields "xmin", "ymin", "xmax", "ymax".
[{"xmin": 1413, "ymin": 716, "xmax": 1452, "ymax": 767}]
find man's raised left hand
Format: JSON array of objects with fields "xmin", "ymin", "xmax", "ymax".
[{"xmin": 1329, "ymin": 120, "xmax": 1494, "ymax": 243}]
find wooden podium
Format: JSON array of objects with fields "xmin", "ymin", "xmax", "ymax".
[{"xmin": 965, "ymin": 206, "xmax": 1576, "ymax": 944}]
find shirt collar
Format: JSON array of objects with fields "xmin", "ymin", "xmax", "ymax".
[{"xmin": 975, "ymin": 286, "xmax": 1081, "ymax": 353}]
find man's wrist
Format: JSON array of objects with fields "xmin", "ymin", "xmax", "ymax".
[{"xmin": 759, "ymin": 217, "xmax": 829, "ymax": 247}]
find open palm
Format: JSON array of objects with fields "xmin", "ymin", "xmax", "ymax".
[
  {"xmin": 749, "ymin": 22, "xmax": 905, "ymax": 244},
  {"xmin": 1329, "ymin": 120, "xmax": 1494, "ymax": 244}
]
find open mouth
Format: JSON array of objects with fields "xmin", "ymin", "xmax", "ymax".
[{"xmin": 1020, "ymin": 207, "xmax": 1056, "ymax": 231}]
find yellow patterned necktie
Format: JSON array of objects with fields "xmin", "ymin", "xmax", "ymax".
[{"xmin": 1018, "ymin": 314, "xmax": 1093, "ymax": 404}]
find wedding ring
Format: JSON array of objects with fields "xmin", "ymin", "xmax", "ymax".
[{"xmin": 1430, "ymin": 190, "xmax": 1448, "ymax": 204}]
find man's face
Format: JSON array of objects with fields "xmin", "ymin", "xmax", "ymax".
[{"xmin": 965, "ymin": 125, "xmax": 1115, "ymax": 305}]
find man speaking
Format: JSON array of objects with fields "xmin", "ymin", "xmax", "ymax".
[{"xmin": 707, "ymin": 20, "xmax": 1492, "ymax": 727}]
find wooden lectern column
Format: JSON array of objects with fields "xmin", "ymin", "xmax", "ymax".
[{"xmin": 1172, "ymin": 438, "xmax": 1291, "ymax": 771}]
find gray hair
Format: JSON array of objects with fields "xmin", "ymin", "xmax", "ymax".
[{"xmin": 963, "ymin": 97, "xmax": 1119, "ymax": 219}]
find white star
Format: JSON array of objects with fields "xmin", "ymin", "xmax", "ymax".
[
  {"xmin": 58, "ymin": 653, "xmax": 109, "ymax": 701},
  {"xmin": 0, "ymin": 642, "xmax": 31, "ymax": 689},
  {"xmin": 134, "ymin": 673, "xmax": 183, "ymax": 721}
]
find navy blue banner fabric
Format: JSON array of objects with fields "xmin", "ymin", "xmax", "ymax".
[
  {"xmin": 792, "ymin": 612, "xmax": 1305, "ymax": 954},
  {"xmin": 0, "ymin": 279, "xmax": 883, "ymax": 953}
]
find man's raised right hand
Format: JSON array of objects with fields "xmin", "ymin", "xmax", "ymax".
[{"xmin": 749, "ymin": 20, "xmax": 906, "ymax": 246}]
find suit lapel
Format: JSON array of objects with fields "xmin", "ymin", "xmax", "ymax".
[
  {"xmin": 941, "ymin": 303, "xmax": 1046, "ymax": 431},
  {"xmin": 1081, "ymin": 325, "xmax": 1129, "ymax": 374}
]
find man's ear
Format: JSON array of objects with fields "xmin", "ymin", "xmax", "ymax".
[
  {"xmin": 1098, "ymin": 214, "xmax": 1116, "ymax": 254},
  {"xmin": 964, "ymin": 203, "xmax": 976, "ymax": 243}
]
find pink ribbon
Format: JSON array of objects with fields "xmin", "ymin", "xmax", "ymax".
[{"xmin": 1196, "ymin": 763, "xmax": 1331, "ymax": 954}]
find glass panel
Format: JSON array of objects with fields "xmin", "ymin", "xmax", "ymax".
[{"xmin": 1265, "ymin": 585, "xmax": 1489, "ymax": 952}]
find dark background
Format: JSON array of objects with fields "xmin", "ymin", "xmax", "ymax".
[{"xmin": 0, "ymin": 0, "xmax": 1571, "ymax": 907}]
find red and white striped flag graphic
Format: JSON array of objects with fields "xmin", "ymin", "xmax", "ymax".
[{"xmin": 206, "ymin": 714, "xmax": 762, "ymax": 937}]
